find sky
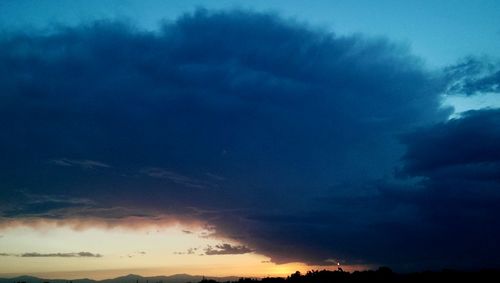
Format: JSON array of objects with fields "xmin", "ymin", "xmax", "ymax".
[{"xmin": 0, "ymin": 0, "xmax": 500, "ymax": 279}]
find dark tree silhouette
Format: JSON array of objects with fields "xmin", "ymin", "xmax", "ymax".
[{"xmin": 200, "ymin": 268, "xmax": 499, "ymax": 283}]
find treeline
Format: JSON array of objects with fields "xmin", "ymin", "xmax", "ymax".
[{"xmin": 201, "ymin": 268, "xmax": 500, "ymax": 283}]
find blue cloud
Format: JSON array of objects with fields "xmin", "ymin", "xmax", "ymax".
[
  {"xmin": 392, "ymin": 109, "xmax": 500, "ymax": 269},
  {"xmin": 1, "ymin": 9, "xmax": 486, "ymax": 270},
  {"xmin": 400, "ymin": 109, "xmax": 500, "ymax": 176},
  {"xmin": 444, "ymin": 56, "xmax": 500, "ymax": 95}
]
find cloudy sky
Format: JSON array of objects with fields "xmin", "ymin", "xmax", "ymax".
[{"xmin": 1, "ymin": 0, "xmax": 500, "ymax": 279}]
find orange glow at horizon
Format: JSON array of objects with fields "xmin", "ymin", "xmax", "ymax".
[{"xmin": 0, "ymin": 223, "xmax": 369, "ymax": 280}]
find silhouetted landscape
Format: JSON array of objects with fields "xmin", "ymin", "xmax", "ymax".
[{"xmin": 3, "ymin": 269, "xmax": 500, "ymax": 283}]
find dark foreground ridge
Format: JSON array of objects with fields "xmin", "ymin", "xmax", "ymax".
[{"xmin": 2, "ymin": 268, "xmax": 500, "ymax": 283}]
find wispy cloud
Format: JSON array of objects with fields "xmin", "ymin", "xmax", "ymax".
[
  {"xmin": 205, "ymin": 173, "xmax": 226, "ymax": 181},
  {"xmin": 21, "ymin": 252, "xmax": 102, "ymax": 258},
  {"xmin": 261, "ymin": 260, "xmax": 272, "ymax": 263},
  {"xmin": 50, "ymin": 158, "xmax": 111, "ymax": 169},
  {"xmin": 444, "ymin": 56, "xmax": 500, "ymax": 95},
  {"xmin": 174, "ymin": 247, "xmax": 198, "ymax": 255},
  {"xmin": 22, "ymin": 191, "xmax": 95, "ymax": 206},
  {"xmin": 120, "ymin": 251, "xmax": 147, "ymax": 258},
  {"xmin": 0, "ymin": 252, "xmax": 102, "ymax": 258},
  {"xmin": 141, "ymin": 167, "xmax": 209, "ymax": 189}
]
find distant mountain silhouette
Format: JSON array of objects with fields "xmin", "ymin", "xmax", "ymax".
[
  {"xmin": 100, "ymin": 274, "xmax": 239, "ymax": 283},
  {"xmin": 0, "ymin": 274, "xmax": 239, "ymax": 283},
  {"xmin": 2, "ymin": 269, "xmax": 500, "ymax": 283},
  {"xmin": 0, "ymin": 275, "xmax": 95, "ymax": 283}
]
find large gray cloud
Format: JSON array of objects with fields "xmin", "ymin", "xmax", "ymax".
[{"xmin": 0, "ymin": 9, "xmax": 469, "ymax": 269}]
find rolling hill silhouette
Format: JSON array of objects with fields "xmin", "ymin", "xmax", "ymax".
[{"xmin": 0, "ymin": 274, "xmax": 239, "ymax": 283}]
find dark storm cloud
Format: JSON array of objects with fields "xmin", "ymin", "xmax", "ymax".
[
  {"xmin": 393, "ymin": 109, "xmax": 500, "ymax": 269},
  {"xmin": 444, "ymin": 57, "xmax": 500, "ymax": 95},
  {"xmin": 400, "ymin": 109, "xmax": 500, "ymax": 176},
  {"xmin": 1, "ymin": 8, "xmax": 487, "ymax": 270}
]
